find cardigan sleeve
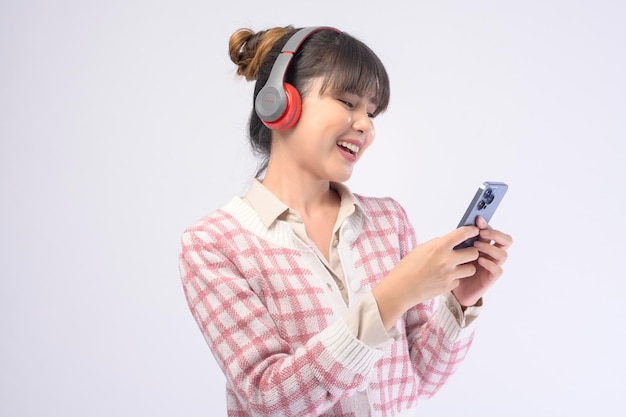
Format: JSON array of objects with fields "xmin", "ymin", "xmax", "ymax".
[
  {"xmin": 390, "ymin": 199, "xmax": 477, "ymax": 399},
  {"xmin": 178, "ymin": 223, "xmax": 387, "ymax": 417}
]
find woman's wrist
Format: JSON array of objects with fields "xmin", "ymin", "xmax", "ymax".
[{"xmin": 371, "ymin": 278, "xmax": 412, "ymax": 331}]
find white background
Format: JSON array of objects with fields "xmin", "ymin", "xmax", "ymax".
[{"xmin": 1, "ymin": 1, "xmax": 625, "ymax": 416}]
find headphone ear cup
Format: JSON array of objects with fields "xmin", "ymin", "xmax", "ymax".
[{"xmin": 262, "ymin": 83, "xmax": 302, "ymax": 131}]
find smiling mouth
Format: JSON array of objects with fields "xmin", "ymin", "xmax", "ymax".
[{"xmin": 337, "ymin": 140, "xmax": 360, "ymax": 155}]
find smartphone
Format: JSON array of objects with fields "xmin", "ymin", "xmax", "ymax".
[{"xmin": 454, "ymin": 181, "xmax": 508, "ymax": 250}]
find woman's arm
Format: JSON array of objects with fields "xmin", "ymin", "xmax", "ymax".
[{"xmin": 179, "ymin": 224, "xmax": 385, "ymax": 416}]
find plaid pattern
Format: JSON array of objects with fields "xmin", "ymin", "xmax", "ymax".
[{"xmin": 179, "ymin": 194, "xmax": 475, "ymax": 416}]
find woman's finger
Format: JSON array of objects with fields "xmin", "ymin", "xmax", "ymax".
[
  {"xmin": 479, "ymin": 228, "xmax": 513, "ymax": 249},
  {"xmin": 474, "ymin": 240, "xmax": 508, "ymax": 265}
]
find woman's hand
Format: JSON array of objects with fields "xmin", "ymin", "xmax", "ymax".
[
  {"xmin": 373, "ymin": 225, "xmax": 483, "ymax": 330},
  {"xmin": 452, "ymin": 216, "xmax": 513, "ymax": 308}
]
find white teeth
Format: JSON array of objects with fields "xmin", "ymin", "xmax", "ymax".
[{"xmin": 337, "ymin": 141, "xmax": 360, "ymax": 154}]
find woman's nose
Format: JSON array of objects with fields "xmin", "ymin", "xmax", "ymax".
[{"xmin": 352, "ymin": 110, "xmax": 373, "ymax": 134}]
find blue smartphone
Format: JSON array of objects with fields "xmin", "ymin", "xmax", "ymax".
[{"xmin": 454, "ymin": 181, "xmax": 508, "ymax": 250}]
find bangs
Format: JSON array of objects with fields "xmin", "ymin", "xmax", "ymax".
[{"xmin": 318, "ymin": 35, "xmax": 390, "ymax": 116}]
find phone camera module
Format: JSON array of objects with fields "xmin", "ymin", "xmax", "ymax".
[
  {"xmin": 484, "ymin": 188, "xmax": 495, "ymax": 204},
  {"xmin": 477, "ymin": 200, "xmax": 487, "ymax": 210}
]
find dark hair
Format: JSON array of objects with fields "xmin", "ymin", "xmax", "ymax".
[{"xmin": 229, "ymin": 26, "xmax": 390, "ymax": 177}]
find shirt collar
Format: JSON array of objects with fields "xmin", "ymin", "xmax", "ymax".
[{"xmin": 243, "ymin": 179, "xmax": 368, "ymax": 228}]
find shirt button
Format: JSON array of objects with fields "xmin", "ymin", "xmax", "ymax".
[
  {"xmin": 332, "ymin": 239, "xmax": 339, "ymax": 247},
  {"xmin": 337, "ymin": 282, "xmax": 344, "ymax": 290}
]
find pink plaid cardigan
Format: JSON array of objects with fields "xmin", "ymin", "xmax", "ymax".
[{"xmin": 179, "ymin": 193, "xmax": 475, "ymax": 416}]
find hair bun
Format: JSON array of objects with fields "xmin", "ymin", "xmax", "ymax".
[{"xmin": 228, "ymin": 26, "xmax": 293, "ymax": 81}]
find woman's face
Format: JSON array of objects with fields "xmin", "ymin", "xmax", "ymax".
[{"xmin": 277, "ymin": 77, "xmax": 378, "ymax": 183}]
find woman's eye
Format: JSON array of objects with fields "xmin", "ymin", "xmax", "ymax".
[
  {"xmin": 339, "ymin": 99, "xmax": 354, "ymax": 108},
  {"xmin": 338, "ymin": 98, "xmax": 376, "ymax": 118}
]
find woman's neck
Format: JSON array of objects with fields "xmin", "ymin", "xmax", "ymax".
[{"xmin": 262, "ymin": 167, "xmax": 336, "ymax": 217}]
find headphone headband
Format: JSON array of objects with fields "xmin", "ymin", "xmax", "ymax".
[{"xmin": 255, "ymin": 26, "xmax": 341, "ymax": 127}]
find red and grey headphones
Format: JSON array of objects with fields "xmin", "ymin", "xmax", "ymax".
[{"xmin": 254, "ymin": 26, "xmax": 341, "ymax": 131}]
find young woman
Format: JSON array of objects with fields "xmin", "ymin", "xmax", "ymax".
[{"xmin": 179, "ymin": 25, "xmax": 513, "ymax": 417}]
